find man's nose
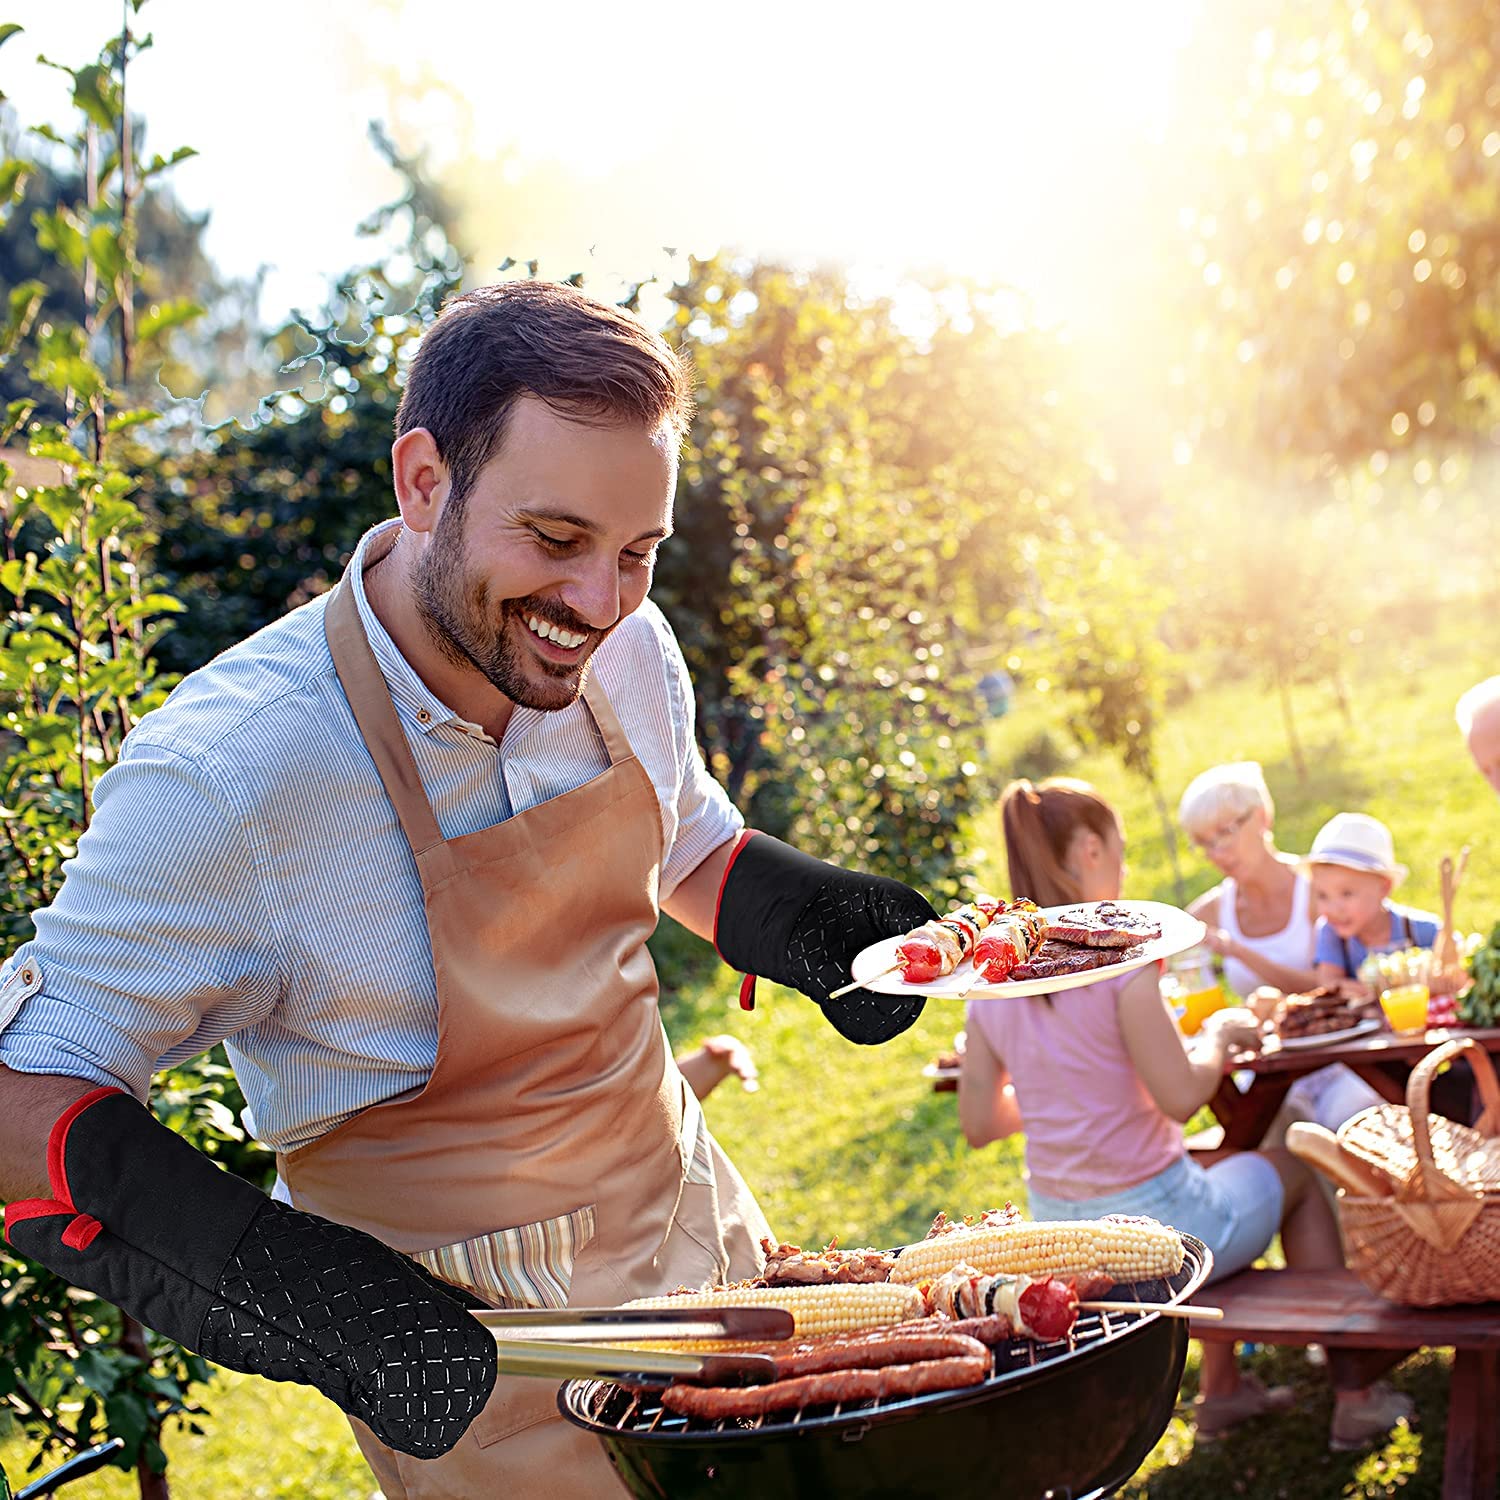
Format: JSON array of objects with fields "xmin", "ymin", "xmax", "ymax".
[{"xmin": 558, "ymin": 557, "xmax": 621, "ymax": 631}]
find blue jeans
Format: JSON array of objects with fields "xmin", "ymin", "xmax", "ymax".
[{"xmin": 1026, "ymin": 1152, "xmax": 1283, "ymax": 1285}]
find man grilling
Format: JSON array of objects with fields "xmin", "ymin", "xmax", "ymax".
[{"xmin": 0, "ymin": 282, "xmax": 935, "ymax": 1496}]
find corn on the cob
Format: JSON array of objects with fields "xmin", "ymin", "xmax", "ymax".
[
  {"xmin": 617, "ymin": 1282, "xmax": 924, "ymax": 1350},
  {"xmin": 888, "ymin": 1217, "xmax": 1184, "ymax": 1286}
]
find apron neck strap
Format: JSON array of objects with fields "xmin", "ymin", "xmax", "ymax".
[
  {"xmin": 324, "ymin": 568, "xmax": 445, "ymax": 858},
  {"xmin": 580, "ymin": 672, "xmax": 634, "ymax": 767}
]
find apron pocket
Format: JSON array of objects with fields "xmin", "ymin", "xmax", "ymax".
[
  {"xmin": 411, "ymin": 1207, "xmax": 597, "ymax": 1451},
  {"xmin": 411, "ymin": 1204, "xmax": 596, "ymax": 1311},
  {"xmin": 679, "ymin": 1081, "xmax": 716, "ymax": 1189}
]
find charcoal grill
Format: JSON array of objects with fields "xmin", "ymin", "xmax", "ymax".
[{"xmin": 559, "ymin": 1234, "xmax": 1211, "ymax": 1499}]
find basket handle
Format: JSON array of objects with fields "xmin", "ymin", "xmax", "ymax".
[{"xmin": 1404, "ymin": 1037, "xmax": 1500, "ymax": 1200}]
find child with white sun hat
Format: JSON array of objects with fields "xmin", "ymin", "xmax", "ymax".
[{"xmin": 1306, "ymin": 812, "xmax": 1439, "ymax": 983}]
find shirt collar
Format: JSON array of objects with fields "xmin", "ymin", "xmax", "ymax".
[{"xmin": 347, "ymin": 520, "xmax": 471, "ymax": 739}]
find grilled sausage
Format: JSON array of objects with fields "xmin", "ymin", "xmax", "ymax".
[{"xmin": 660, "ymin": 1349, "xmax": 990, "ymax": 1417}]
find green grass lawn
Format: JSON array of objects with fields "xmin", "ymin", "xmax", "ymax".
[{"xmin": 5, "ymin": 601, "xmax": 1498, "ymax": 1497}]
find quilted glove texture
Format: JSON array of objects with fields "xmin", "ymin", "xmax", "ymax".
[
  {"xmin": 4, "ymin": 1088, "xmax": 495, "ymax": 1459},
  {"xmin": 715, "ymin": 832, "xmax": 936, "ymax": 1043}
]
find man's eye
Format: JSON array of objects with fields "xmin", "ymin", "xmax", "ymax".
[
  {"xmin": 533, "ymin": 530, "xmax": 576, "ymax": 552},
  {"xmin": 622, "ymin": 549, "xmax": 656, "ymax": 568}
]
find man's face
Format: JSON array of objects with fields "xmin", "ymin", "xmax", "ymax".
[
  {"xmin": 413, "ymin": 396, "xmax": 676, "ymax": 712},
  {"xmin": 1466, "ymin": 699, "xmax": 1500, "ymax": 795},
  {"xmin": 1310, "ymin": 864, "xmax": 1392, "ymax": 940}
]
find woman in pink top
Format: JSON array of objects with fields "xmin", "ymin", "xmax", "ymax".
[{"xmin": 959, "ymin": 777, "xmax": 1412, "ymax": 1452}]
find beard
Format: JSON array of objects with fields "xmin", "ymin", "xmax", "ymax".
[{"xmin": 411, "ymin": 505, "xmax": 599, "ymax": 713}]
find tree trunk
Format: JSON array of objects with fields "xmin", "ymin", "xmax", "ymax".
[
  {"xmin": 1275, "ymin": 662, "xmax": 1308, "ymax": 783},
  {"xmin": 119, "ymin": 1316, "xmax": 170, "ymax": 1500},
  {"xmin": 1333, "ymin": 669, "xmax": 1354, "ymax": 727}
]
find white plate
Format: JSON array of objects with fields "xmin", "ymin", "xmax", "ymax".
[
  {"xmin": 847, "ymin": 900, "xmax": 1206, "ymax": 1000},
  {"xmin": 1274, "ymin": 1017, "xmax": 1383, "ymax": 1050}
]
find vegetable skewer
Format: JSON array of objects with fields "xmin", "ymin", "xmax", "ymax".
[{"xmin": 829, "ymin": 896, "xmax": 1048, "ymax": 999}]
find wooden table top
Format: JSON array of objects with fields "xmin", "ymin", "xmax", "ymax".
[
  {"xmin": 1228, "ymin": 1025, "xmax": 1500, "ymax": 1076},
  {"xmin": 1209, "ymin": 1026, "xmax": 1500, "ymax": 1149}
]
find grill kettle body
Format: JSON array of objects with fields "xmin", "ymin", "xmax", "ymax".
[{"xmin": 559, "ymin": 1237, "xmax": 1210, "ymax": 1499}]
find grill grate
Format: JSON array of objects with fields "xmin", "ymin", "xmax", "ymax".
[{"xmin": 567, "ymin": 1237, "xmax": 1210, "ymax": 1440}]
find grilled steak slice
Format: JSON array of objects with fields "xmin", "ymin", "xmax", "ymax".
[
  {"xmin": 1043, "ymin": 902, "xmax": 1162, "ymax": 948},
  {"xmin": 1010, "ymin": 941, "xmax": 1146, "ymax": 981}
]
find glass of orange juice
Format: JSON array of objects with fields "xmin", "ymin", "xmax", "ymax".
[
  {"xmin": 1167, "ymin": 948, "xmax": 1226, "ymax": 1036},
  {"xmin": 1379, "ymin": 982, "xmax": 1429, "ymax": 1035}
]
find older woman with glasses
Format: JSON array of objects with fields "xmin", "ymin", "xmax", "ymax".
[{"xmin": 1178, "ymin": 762, "xmax": 1322, "ymax": 998}]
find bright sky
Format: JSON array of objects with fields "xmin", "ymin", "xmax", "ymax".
[{"xmin": 3, "ymin": 0, "xmax": 1208, "ymax": 332}]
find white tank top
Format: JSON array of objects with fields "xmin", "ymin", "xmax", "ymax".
[{"xmin": 1219, "ymin": 868, "xmax": 1316, "ymax": 996}]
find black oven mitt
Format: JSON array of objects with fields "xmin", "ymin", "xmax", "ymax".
[
  {"xmin": 713, "ymin": 831, "xmax": 936, "ymax": 1044},
  {"xmin": 3, "ymin": 1087, "xmax": 495, "ymax": 1460}
]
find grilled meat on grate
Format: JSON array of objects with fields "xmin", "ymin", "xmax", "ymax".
[{"xmin": 756, "ymin": 1237, "xmax": 896, "ymax": 1286}]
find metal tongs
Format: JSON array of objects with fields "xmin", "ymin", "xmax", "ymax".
[{"xmin": 473, "ymin": 1304, "xmax": 792, "ymax": 1386}]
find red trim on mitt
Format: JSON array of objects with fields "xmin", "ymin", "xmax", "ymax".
[
  {"xmin": 711, "ymin": 829, "xmax": 759, "ymax": 958},
  {"xmin": 4, "ymin": 1200, "xmax": 104, "ymax": 1252},
  {"xmin": 60, "ymin": 1213, "xmax": 103, "ymax": 1251},
  {"xmin": 714, "ymin": 830, "xmax": 763, "ymax": 1010},
  {"xmin": 4, "ymin": 1088, "xmax": 124, "ymax": 1250},
  {"xmin": 46, "ymin": 1086, "xmax": 124, "ymax": 1212},
  {"xmin": 3, "ymin": 1197, "xmax": 73, "ymax": 1243}
]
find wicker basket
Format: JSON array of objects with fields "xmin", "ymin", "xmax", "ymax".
[{"xmin": 1333, "ymin": 1037, "xmax": 1500, "ymax": 1306}]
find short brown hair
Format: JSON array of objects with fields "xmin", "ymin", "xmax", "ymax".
[{"xmin": 396, "ymin": 280, "xmax": 694, "ymax": 504}]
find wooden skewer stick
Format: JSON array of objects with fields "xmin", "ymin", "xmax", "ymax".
[
  {"xmin": 827, "ymin": 964, "xmax": 901, "ymax": 1000},
  {"xmin": 1079, "ymin": 1301, "xmax": 1223, "ymax": 1321},
  {"xmin": 954, "ymin": 966, "xmax": 988, "ymax": 1002}
]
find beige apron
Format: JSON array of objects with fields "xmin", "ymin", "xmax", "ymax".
[{"xmin": 276, "ymin": 548, "xmax": 770, "ymax": 1499}]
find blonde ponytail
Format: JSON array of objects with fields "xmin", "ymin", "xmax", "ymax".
[{"xmin": 1001, "ymin": 777, "xmax": 1121, "ymax": 907}]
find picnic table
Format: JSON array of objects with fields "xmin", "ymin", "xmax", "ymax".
[{"xmin": 1209, "ymin": 1025, "xmax": 1500, "ymax": 1150}]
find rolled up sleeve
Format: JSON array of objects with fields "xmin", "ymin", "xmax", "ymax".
[
  {"xmin": 0, "ymin": 737, "xmax": 281, "ymax": 1099},
  {"xmin": 655, "ymin": 615, "xmax": 743, "ymax": 900}
]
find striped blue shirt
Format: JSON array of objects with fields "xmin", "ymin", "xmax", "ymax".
[{"xmin": 0, "ymin": 519, "xmax": 742, "ymax": 1151}]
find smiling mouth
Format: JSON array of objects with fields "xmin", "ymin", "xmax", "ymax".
[{"xmin": 523, "ymin": 613, "xmax": 588, "ymax": 652}]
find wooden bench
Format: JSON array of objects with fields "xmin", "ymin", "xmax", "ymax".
[{"xmin": 1189, "ymin": 1267, "xmax": 1500, "ymax": 1500}]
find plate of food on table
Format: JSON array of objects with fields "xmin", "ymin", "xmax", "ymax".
[
  {"xmin": 1266, "ymin": 986, "xmax": 1384, "ymax": 1050},
  {"xmin": 841, "ymin": 895, "xmax": 1205, "ymax": 1000}
]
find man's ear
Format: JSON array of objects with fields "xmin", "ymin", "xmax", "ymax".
[{"xmin": 391, "ymin": 429, "xmax": 449, "ymax": 534}]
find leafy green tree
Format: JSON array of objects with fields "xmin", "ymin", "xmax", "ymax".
[
  {"xmin": 1171, "ymin": 488, "xmax": 1367, "ymax": 783},
  {"xmin": 1177, "ymin": 0, "xmax": 1500, "ymax": 467},
  {"xmin": 1013, "ymin": 551, "xmax": 1185, "ymax": 899},
  {"xmin": 657, "ymin": 258, "xmax": 1092, "ymax": 900},
  {"xmin": 0, "ymin": 17, "xmax": 264, "ymax": 1497},
  {"xmin": 0, "ymin": 91, "xmax": 257, "ymax": 428},
  {"xmin": 147, "ymin": 125, "xmax": 465, "ymax": 674}
]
